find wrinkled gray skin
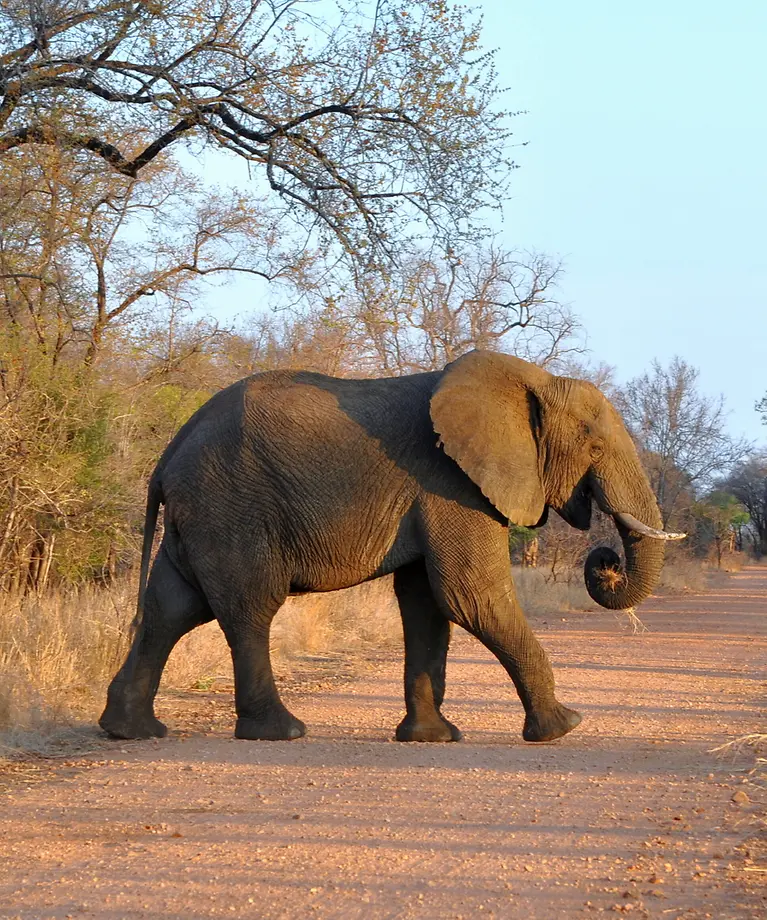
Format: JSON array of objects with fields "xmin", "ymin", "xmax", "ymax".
[{"xmin": 100, "ymin": 351, "xmax": 677, "ymax": 744}]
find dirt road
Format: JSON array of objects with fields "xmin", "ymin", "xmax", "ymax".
[{"xmin": 1, "ymin": 569, "xmax": 766, "ymax": 919}]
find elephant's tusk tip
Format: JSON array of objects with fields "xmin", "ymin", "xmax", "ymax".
[{"xmin": 665, "ymin": 531, "xmax": 687, "ymax": 541}]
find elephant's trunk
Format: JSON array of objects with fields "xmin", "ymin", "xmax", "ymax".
[{"xmin": 584, "ymin": 480, "xmax": 685, "ymax": 611}]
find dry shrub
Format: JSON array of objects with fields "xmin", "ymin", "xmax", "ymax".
[
  {"xmin": 273, "ymin": 577, "xmax": 402, "ymax": 661},
  {"xmin": 512, "ymin": 566, "xmax": 592, "ymax": 617},
  {"xmin": 656, "ymin": 555, "xmax": 710, "ymax": 595},
  {"xmin": 711, "ymin": 734, "xmax": 767, "ymax": 832}
]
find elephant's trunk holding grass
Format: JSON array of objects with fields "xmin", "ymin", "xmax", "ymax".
[{"xmin": 100, "ymin": 351, "xmax": 683, "ymax": 745}]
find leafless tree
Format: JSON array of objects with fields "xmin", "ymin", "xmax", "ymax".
[
  {"xmin": 617, "ymin": 357, "xmax": 751, "ymax": 527},
  {"xmin": 330, "ymin": 246, "xmax": 582, "ymax": 375},
  {"xmin": 0, "ymin": 143, "xmax": 301, "ymax": 368}
]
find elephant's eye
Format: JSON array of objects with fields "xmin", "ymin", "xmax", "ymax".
[{"xmin": 589, "ymin": 440, "xmax": 605, "ymax": 461}]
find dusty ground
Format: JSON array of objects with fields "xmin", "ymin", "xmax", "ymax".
[{"xmin": 1, "ymin": 568, "xmax": 765, "ymax": 920}]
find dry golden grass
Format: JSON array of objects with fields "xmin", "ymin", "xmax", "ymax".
[
  {"xmin": 0, "ymin": 575, "xmax": 402, "ymax": 758},
  {"xmin": 0, "ymin": 580, "xmax": 133, "ymax": 756},
  {"xmin": 273, "ymin": 577, "xmax": 402, "ymax": 660},
  {"xmin": 655, "ymin": 555, "xmax": 710, "ymax": 594},
  {"xmin": 0, "ymin": 556, "xmax": 721, "ymax": 757},
  {"xmin": 512, "ymin": 566, "xmax": 592, "ymax": 616},
  {"xmin": 159, "ymin": 578, "xmax": 403, "ymax": 692}
]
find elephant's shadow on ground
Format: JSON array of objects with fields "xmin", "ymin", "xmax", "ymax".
[{"xmin": 448, "ymin": 655, "xmax": 758, "ymax": 682}]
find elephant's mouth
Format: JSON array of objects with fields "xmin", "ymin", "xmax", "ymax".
[{"xmin": 553, "ymin": 476, "xmax": 593, "ymax": 531}]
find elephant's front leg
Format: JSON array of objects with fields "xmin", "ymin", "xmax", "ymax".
[
  {"xmin": 424, "ymin": 518, "xmax": 581, "ymax": 742},
  {"xmin": 393, "ymin": 561, "xmax": 462, "ymax": 742}
]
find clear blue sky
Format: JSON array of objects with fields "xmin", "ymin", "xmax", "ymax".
[
  {"xmin": 481, "ymin": 1, "xmax": 766, "ymax": 441},
  {"xmin": 200, "ymin": 1, "xmax": 765, "ymax": 442}
]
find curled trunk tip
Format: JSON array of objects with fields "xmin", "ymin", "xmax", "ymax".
[
  {"xmin": 584, "ymin": 547, "xmax": 630, "ymax": 610},
  {"xmin": 584, "ymin": 530, "xmax": 666, "ymax": 611}
]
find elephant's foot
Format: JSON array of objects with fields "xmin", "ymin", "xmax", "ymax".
[
  {"xmin": 99, "ymin": 699, "xmax": 168, "ymax": 741},
  {"xmin": 395, "ymin": 714, "xmax": 463, "ymax": 743},
  {"xmin": 235, "ymin": 708, "xmax": 307, "ymax": 741},
  {"xmin": 523, "ymin": 701, "xmax": 582, "ymax": 742}
]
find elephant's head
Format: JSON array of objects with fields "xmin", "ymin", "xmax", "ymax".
[{"xmin": 430, "ymin": 351, "xmax": 684, "ymax": 610}]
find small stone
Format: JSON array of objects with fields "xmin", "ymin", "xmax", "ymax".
[{"xmin": 731, "ymin": 790, "xmax": 749, "ymax": 805}]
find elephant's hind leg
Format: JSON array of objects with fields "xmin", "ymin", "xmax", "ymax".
[
  {"xmin": 99, "ymin": 545, "xmax": 213, "ymax": 740},
  {"xmin": 210, "ymin": 581, "xmax": 306, "ymax": 741},
  {"xmin": 393, "ymin": 561, "xmax": 462, "ymax": 742}
]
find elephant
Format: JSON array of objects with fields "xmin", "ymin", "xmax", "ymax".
[{"xmin": 100, "ymin": 350, "xmax": 683, "ymax": 744}]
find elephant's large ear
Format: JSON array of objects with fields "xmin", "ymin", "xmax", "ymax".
[{"xmin": 430, "ymin": 351, "xmax": 548, "ymax": 526}]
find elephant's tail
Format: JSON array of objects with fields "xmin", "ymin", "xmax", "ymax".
[{"xmin": 134, "ymin": 474, "xmax": 164, "ymax": 630}]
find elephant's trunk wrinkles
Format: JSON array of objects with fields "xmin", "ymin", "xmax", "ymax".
[{"xmin": 584, "ymin": 481, "xmax": 683, "ymax": 611}]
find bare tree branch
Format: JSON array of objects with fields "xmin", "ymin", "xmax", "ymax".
[{"xmin": 0, "ymin": 0, "xmax": 513, "ymax": 262}]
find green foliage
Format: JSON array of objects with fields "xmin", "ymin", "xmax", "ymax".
[
  {"xmin": 0, "ymin": 329, "xmax": 214, "ymax": 588},
  {"xmin": 692, "ymin": 491, "xmax": 750, "ymax": 565},
  {"xmin": 508, "ymin": 525, "xmax": 537, "ymax": 550},
  {"xmin": 695, "ymin": 491, "xmax": 749, "ymax": 529}
]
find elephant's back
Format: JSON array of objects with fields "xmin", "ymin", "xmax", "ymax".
[
  {"xmin": 154, "ymin": 376, "xmax": 251, "ymax": 479},
  {"xmin": 240, "ymin": 369, "xmax": 442, "ymax": 475},
  {"xmin": 156, "ymin": 368, "xmax": 444, "ymax": 499}
]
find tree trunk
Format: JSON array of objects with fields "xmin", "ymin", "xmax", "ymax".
[
  {"xmin": 39, "ymin": 533, "xmax": 56, "ymax": 593},
  {"xmin": 522, "ymin": 536, "xmax": 539, "ymax": 568}
]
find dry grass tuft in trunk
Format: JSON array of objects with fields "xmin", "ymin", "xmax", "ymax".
[{"xmin": 596, "ymin": 565, "xmax": 626, "ymax": 594}]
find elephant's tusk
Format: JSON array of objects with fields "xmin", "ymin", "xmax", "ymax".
[{"xmin": 613, "ymin": 512, "xmax": 686, "ymax": 541}]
